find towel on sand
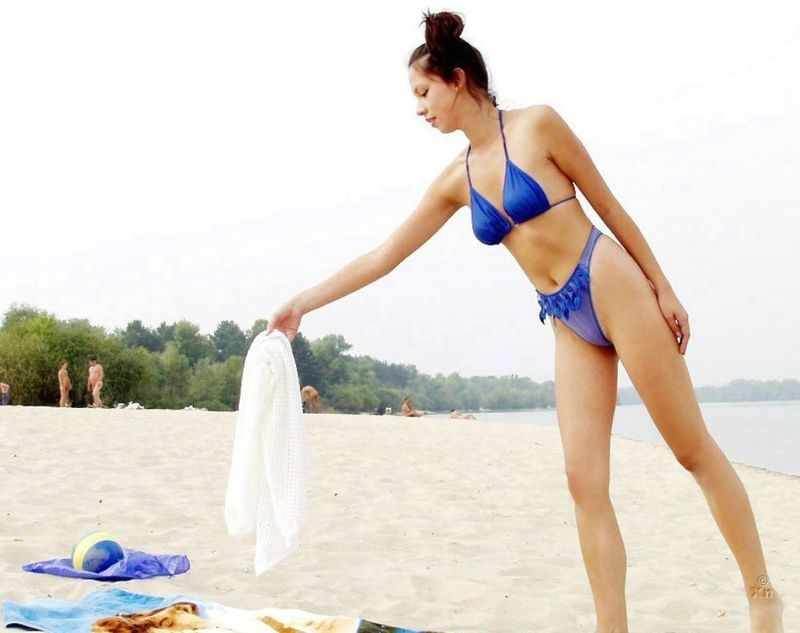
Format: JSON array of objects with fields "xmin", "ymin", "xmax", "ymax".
[
  {"xmin": 2, "ymin": 588, "xmax": 444, "ymax": 633},
  {"xmin": 225, "ymin": 329, "xmax": 308, "ymax": 575},
  {"xmin": 21, "ymin": 547, "xmax": 190, "ymax": 581},
  {"xmin": 2, "ymin": 588, "xmax": 208, "ymax": 633}
]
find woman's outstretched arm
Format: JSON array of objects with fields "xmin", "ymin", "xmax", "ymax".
[{"xmin": 266, "ymin": 159, "xmax": 463, "ymax": 339}]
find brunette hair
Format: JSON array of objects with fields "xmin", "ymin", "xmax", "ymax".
[{"xmin": 408, "ymin": 10, "xmax": 497, "ymax": 107}]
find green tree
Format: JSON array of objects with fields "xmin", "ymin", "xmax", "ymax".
[
  {"xmin": 218, "ymin": 355, "xmax": 244, "ymax": 410},
  {"xmin": 121, "ymin": 320, "xmax": 163, "ymax": 352},
  {"xmin": 189, "ymin": 359, "xmax": 226, "ymax": 410},
  {"xmin": 310, "ymin": 334, "xmax": 353, "ymax": 392},
  {"xmin": 172, "ymin": 320, "xmax": 215, "ymax": 368},
  {"xmin": 0, "ymin": 327, "xmax": 52, "ymax": 405},
  {"xmin": 100, "ymin": 339, "xmax": 158, "ymax": 406},
  {"xmin": 212, "ymin": 320, "xmax": 247, "ymax": 362},
  {"xmin": 1, "ymin": 303, "xmax": 47, "ymax": 329},
  {"xmin": 245, "ymin": 319, "xmax": 269, "ymax": 348},
  {"xmin": 327, "ymin": 383, "xmax": 380, "ymax": 414},
  {"xmin": 159, "ymin": 343, "xmax": 191, "ymax": 408},
  {"xmin": 291, "ymin": 332, "xmax": 320, "ymax": 388},
  {"xmin": 155, "ymin": 321, "xmax": 176, "ymax": 349},
  {"xmin": 0, "ymin": 310, "xmax": 155, "ymax": 407}
]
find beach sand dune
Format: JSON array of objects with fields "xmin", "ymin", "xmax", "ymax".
[{"xmin": 1, "ymin": 407, "xmax": 797, "ymax": 632}]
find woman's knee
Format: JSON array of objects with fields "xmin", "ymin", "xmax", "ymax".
[
  {"xmin": 672, "ymin": 435, "xmax": 721, "ymax": 472},
  {"xmin": 564, "ymin": 464, "xmax": 610, "ymax": 506}
]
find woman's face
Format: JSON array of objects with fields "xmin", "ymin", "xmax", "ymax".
[{"xmin": 408, "ymin": 64, "xmax": 461, "ymax": 133}]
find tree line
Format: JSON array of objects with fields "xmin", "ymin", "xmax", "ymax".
[
  {"xmin": 0, "ymin": 305, "xmax": 555, "ymax": 412},
  {"xmin": 2, "ymin": 305, "xmax": 796, "ymax": 412},
  {"xmin": 617, "ymin": 380, "xmax": 800, "ymax": 405}
]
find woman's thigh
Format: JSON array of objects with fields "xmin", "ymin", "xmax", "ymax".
[
  {"xmin": 589, "ymin": 235, "xmax": 716, "ymax": 468},
  {"xmin": 553, "ymin": 315, "xmax": 619, "ymax": 495}
]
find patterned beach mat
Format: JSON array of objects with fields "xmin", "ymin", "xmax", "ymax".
[{"xmin": 2, "ymin": 588, "xmax": 445, "ymax": 633}]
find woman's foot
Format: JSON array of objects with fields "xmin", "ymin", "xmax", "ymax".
[{"xmin": 748, "ymin": 578, "xmax": 784, "ymax": 633}]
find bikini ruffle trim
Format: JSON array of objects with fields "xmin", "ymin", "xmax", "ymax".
[{"xmin": 537, "ymin": 264, "xmax": 589, "ymax": 324}]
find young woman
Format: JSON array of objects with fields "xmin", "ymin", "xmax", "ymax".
[{"xmin": 265, "ymin": 11, "xmax": 784, "ymax": 633}]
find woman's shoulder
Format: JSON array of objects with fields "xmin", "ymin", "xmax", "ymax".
[
  {"xmin": 435, "ymin": 151, "xmax": 471, "ymax": 194},
  {"xmin": 507, "ymin": 105, "xmax": 573, "ymax": 152},
  {"xmin": 510, "ymin": 104, "xmax": 561, "ymax": 128}
]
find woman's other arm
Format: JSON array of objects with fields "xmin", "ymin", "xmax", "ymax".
[
  {"xmin": 537, "ymin": 105, "xmax": 690, "ymax": 353},
  {"xmin": 536, "ymin": 105, "xmax": 672, "ymax": 293}
]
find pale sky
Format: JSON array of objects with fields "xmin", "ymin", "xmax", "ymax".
[{"xmin": 1, "ymin": 1, "xmax": 798, "ymax": 388}]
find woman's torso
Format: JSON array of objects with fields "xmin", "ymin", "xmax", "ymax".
[{"xmin": 451, "ymin": 106, "xmax": 595, "ymax": 294}]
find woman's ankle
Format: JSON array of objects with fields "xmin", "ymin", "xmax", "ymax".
[{"xmin": 747, "ymin": 575, "xmax": 780, "ymax": 602}]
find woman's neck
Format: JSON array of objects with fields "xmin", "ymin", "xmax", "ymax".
[{"xmin": 461, "ymin": 102, "xmax": 501, "ymax": 152}]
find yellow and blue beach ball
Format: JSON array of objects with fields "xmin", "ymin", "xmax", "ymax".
[{"xmin": 71, "ymin": 531, "xmax": 125, "ymax": 573}]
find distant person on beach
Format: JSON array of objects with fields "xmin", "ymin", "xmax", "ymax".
[
  {"xmin": 450, "ymin": 409, "xmax": 476, "ymax": 420},
  {"xmin": 401, "ymin": 396, "xmax": 423, "ymax": 417},
  {"xmin": 87, "ymin": 356, "xmax": 104, "ymax": 408},
  {"xmin": 264, "ymin": 10, "xmax": 783, "ymax": 629},
  {"xmin": 0, "ymin": 381, "xmax": 9, "ymax": 406},
  {"xmin": 58, "ymin": 361, "xmax": 72, "ymax": 408},
  {"xmin": 300, "ymin": 385, "xmax": 320, "ymax": 413}
]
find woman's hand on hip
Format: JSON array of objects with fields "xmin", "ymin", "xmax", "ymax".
[
  {"xmin": 656, "ymin": 287, "xmax": 690, "ymax": 355},
  {"xmin": 265, "ymin": 300, "xmax": 303, "ymax": 342}
]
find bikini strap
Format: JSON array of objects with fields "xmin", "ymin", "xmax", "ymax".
[
  {"xmin": 465, "ymin": 145, "xmax": 474, "ymax": 188},
  {"xmin": 498, "ymin": 109, "xmax": 510, "ymax": 160},
  {"xmin": 466, "ymin": 108, "xmax": 505, "ymax": 189},
  {"xmin": 550, "ymin": 194, "xmax": 578, "ymax": 209}
]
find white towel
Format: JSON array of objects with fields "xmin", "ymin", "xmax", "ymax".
[{"xmin": 224, "ymin": 329, "xmax": 308, "ymax": 575}]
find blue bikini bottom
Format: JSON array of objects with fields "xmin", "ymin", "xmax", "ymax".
[{"xmin": 536, "ymin": 225, "xmax": 614, "ymax": 348}]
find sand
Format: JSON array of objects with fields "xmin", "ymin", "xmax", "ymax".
[{"xmin": 0, "ymin": 406, "xmax": 797, "ymax": 632}]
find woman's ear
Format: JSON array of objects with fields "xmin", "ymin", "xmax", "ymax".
[{"xmin": 453, "ymin": 67, "xmax": 466, "ymax": 91}]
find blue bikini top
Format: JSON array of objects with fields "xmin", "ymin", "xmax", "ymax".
[{"xmin": 466, "ymin": 109, "xmax": 577, "ymax": 245}]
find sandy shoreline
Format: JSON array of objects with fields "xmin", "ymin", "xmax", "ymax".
[{"xmin": 1, "ymin": 406, "xmax": 797, "ymax": 632}]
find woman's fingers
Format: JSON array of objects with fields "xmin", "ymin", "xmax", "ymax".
[
  {"xmin": 663, "ymin": 309, "xmax": 681, "ymax": 342},
  {"xmin": 677, "ymin": 314, "xmax": 690, "ymax": 355},
  {"xmin": 263, "ymin": 306, "xmax": 299, "ymax": 342},
  {"xmin": 668, "ymin": 315, "xmax": 681, "ymax": 337}
]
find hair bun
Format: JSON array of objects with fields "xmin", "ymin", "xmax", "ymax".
[{"xmin": 422, "ymin": 10, "xmax": 465, "ymax": 58}]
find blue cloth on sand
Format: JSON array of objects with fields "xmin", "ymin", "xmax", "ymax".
[
  {"xmin": 3, "ymin": 588, "xmax": 442, "ymax": 633},
  {"xmin": 2, "ymin": 588, "xmax": 211, "ymax": 633},
  {"xmin": 22, "ymin": 547, "xmax": 190, "ymax": 581}
]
